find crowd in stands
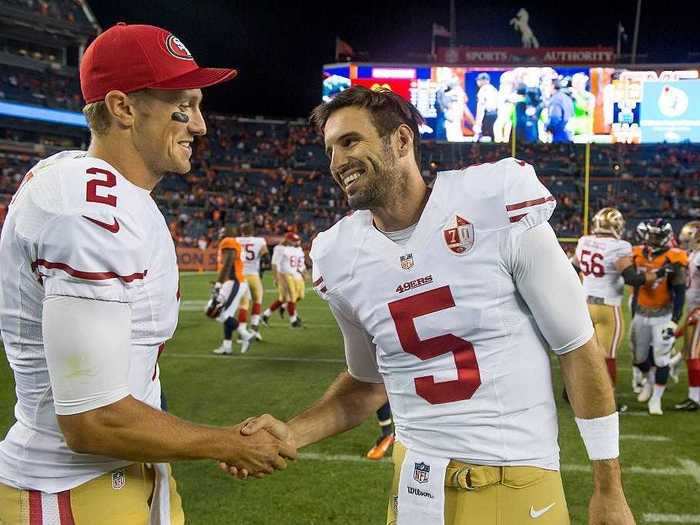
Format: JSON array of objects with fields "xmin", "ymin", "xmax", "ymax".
[
  {"xmin": 0, "ymin": 65, "xmax": 83, "ymax": 111},
  {"xmin": 1, "ymin": 60, "xmax": 699, "ymax": 248},
  {"xmin": 2, "ymin": 0, "xmax": 90, "ymax": 26}
]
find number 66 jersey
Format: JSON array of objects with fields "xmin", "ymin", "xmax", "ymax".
[{"xmin": 311, "ymin": 158, "xmax": 593, "ymax": 469}]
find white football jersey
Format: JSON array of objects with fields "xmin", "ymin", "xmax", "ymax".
[
  {"xmin": 271, "ymin": 244, "xmax": 285, "ymax": 270},
  {"xmin": 236, "ymin": 236, "xmax": 267, "ymax": 275},
  {"xmin": 575, "ymin": 235, "xmax": 632, "ymax": 306},
  {"xmin": 311, "ymin": 158, "xmax": 592, "ymax": 469},
  {"xmin": 0, "ymin": 151, "xmax": 179, "ymax": 492},
  {"xmin": 687, "ymin": 251, "xmax": 700, "ymax": 311},
  {"xmin": 280, "ymin": 246, "xmax": 305, "ymax": 276}
]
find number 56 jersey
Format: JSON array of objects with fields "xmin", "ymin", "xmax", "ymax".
[
  {"xmin": 574, "ymin": 235, "xmax": 632, "ymax": 306},
  {"xmin": 311, "ymin": 158, "xmax": 593, "ymax": 469}
]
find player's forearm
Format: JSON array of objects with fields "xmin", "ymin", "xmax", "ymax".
[
  {"xmin": 58, "ymin": 395, "xmax": 231, "ymax": 462},
  {"xmin": 288, "ymin": 371, "xmax": 386, "ymax": 448},
  {"xmin": 559, "ymin": 337, "xmax": 616, "ymax": 417}
]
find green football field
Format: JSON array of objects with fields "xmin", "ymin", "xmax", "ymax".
[{"xmin": 1, "ymin": 272, "xmax": 698, "ymax": 524}]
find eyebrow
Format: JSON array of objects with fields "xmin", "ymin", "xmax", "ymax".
[{"xmin": 325, "ymin": 131, "xmax": 362, "ymax": 156}]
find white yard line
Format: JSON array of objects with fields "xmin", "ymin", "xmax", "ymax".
[
  {"xmin": 162, "ymin": 353, "xmax": 345, "ymax": 364},
  {"xmin": 298, "ymin": 453, "xmax": 698, "ymax": 483},
  {"xmin": 677, "ymin": 458, "xmax": 700, "ymax": 486},
  {"xmin": 620, "ymin": 434, "xmax": 671, "ymax": 442},
  {"xmin": 643, "ymin": 514, "xmax": 700, "ymax": 524}
]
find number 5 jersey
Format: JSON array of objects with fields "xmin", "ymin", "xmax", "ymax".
[{"xmin": 311, "ymin": 158, "xmax": 593, "ymax": 469}]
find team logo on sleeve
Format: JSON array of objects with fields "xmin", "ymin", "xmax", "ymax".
[
  {"xmin": 413, "ymin": 462, "xmax": 430, "ymax": 483},
  {"xmin": 400, "ymin": 253, "xmax": 415, "ymax": 270},
  {"xmin": 443, "ymin": 215, "xmax": 475, "ymax": 255}
]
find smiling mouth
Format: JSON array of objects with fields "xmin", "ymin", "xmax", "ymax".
[
  {"xmin": 341, "ymin": 169, "xmax": 365, "ymax": 191},
  {"xmin": 178, "ymin": 141, "xmax": 193, "ymax": 155}
]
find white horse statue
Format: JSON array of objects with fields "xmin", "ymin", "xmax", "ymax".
[{"xmin": 510, "ymin": 8, "xmax": 540, "ymax": 48}]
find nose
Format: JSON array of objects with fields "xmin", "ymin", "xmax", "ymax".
[
  {"xmin": 329, "ymin": 147, "xmax": 347, "ymax": 177},
  {"xmin": 188, "ymin": 106, "xmax": 207, "ymax": 136}
]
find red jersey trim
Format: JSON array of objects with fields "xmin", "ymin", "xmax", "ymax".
[
  {"xmin": 505, "ymin": 195, "xmax": 555, "ymax": 212},
  {"xmin": 32, "ymin": 259, "xmax": 147, "ymax": 283}
]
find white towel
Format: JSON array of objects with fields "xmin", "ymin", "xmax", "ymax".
[
  {"xmin": 397, "ymin": 449, "xmax": 449, "ymax": 525},
  {"xmin": 148, "ymin": 463, "xmax": 172, "ymax": 525}
]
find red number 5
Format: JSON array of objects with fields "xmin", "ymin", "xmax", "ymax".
[
  {"xmin": 388, "ymin": 286, "xmax": 481, "ymax": 405},
  {"xmin": 86, "ymin": 167, "xmax": 117, "ymax": 207}
]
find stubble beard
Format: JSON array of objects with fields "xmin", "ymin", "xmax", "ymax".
[{"xmin": 346, "ymin": 142, "xmax": 404, "ymax": 211}]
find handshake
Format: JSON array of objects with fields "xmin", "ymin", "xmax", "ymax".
[{"xmin": 219, "ymin": 414, "xmax": 297, "ymax": 479}]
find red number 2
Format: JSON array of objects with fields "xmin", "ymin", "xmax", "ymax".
[
  {"xmin": 388, "ymin": 286, "xmax": 481, "ymax": 405},
  {"xmin": 86, "ymin": 167, "xmax": 117, "ymax": 207}
]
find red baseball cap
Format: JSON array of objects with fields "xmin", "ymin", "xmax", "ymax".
[
  {"xmin": 285, "ymin": 232, "xmax": 301, "ymax": 243},
  {"xmin": 80, "ymin": 23, "xmax": 237, "ymax": 103}
]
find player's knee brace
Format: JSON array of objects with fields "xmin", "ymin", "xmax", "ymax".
[
  {"xmin": 655, "ymin": 365, "xmax": 670, "ymax": 385},
  {"xmin": 224, "ymin": 317, "xmax": 238, "ymax": 339}
]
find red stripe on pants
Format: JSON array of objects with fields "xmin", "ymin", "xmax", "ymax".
[
  {"xmin": 606, "ymin": 358, "xmax": 617, "ymax": 386},
  {"xmin": 688, "ymin": 359, "xmax": 700, "ymax": 387},
  {"xmin": 58, "ymin": 491, "xmax": 75, "ymax": 525},
  {"xmin": 29, "ymin": 491, "xmax": 42, "ymax": 525}
]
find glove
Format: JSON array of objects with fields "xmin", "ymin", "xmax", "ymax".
[
  {"xmin": 654, "ymin": 264, "xmax": 674, "ymax": 280},
  {"xmin": 660, "ymin": 321, "xmax": 678, "ymax": 341},
  {"xmin": 205, "ymin": 283, "xmax": 223, "ymax": 318}
]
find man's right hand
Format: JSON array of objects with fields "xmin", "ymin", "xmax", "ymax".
[{"xmin": 220, "ymin": 417, "xmax": 297, "ymax": 478}]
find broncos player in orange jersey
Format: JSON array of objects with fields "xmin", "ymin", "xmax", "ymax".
[{"xmin": 631, "ymin": 219, "xmax": 688, "ymax": 415}]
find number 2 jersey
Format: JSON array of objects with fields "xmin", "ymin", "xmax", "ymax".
[
  {"xmin": 0, "ymin": 151, "xmax": 179, "ymax": 492},
  {"xmin": 311, "ymin": 158, "xmax": 593, "ymax": 469},
  {"xmin": 574, "ymin": 235, "xmax": 633, "ymax": 306}
]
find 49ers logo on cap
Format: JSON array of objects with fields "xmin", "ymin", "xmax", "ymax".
[{"xmin": 165, "ymin": 34, "xmax": 193, "ymax": 61}]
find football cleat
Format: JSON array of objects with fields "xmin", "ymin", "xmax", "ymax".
[
  {"xmin": 366, "ymin": 434, "xmax": 395, "ymax": 460},
  {"xmin": 290, "ymin": 318, "xmax": 303, "ymax": 329},
  {"xmin": 279, "ymin": 306, "xmax": 286, "ymax": 319},
  {"xmin": 261, "ymin": 313, "xmax": 270, "ymax": 327},
  {"xmin": 648, "ymin": 397, "xmax": 663, "ymax": 415},
  {"xmin": 637, "ymin": 381, "xmax": 653, "ymax": 403},
  {"xmin": 212, "ymin": 345, "xmax": 232, "ymax": 356},
  {"xmin": 674, "ymin": 398, "xmax": 700, "ymax": 411},
  {"xmin": 239, "ymin": 330, "xmax": 256, "ymax": 354}
]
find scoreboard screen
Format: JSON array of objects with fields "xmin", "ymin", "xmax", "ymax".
[{"xmin": 323, "ymin": 64, "xmax": 700, "ymax": 144}]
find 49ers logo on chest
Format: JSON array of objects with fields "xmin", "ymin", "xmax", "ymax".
[{"xmin": 443, "ymin": 215, "xmax": 475, "ymax": 255}]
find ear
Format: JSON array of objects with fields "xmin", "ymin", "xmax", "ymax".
[
  {"xmin": 103, "ymin": 90, "xmax": 137, "ymax": 128},
  {"xmin": 395, "ymin": 124, "xmax": 414, "ymax": 160}
]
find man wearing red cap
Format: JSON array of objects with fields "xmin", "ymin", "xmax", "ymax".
[{"xmin": 0, "ymin": 23, "xmax": 295, "ymax": 524}]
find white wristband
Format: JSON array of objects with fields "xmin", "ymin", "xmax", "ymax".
[{"xmin": 575, "ymin": 412, "xmax": 619, "ymax": 461}]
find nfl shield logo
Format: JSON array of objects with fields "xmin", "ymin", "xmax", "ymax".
[
  {"xmin": 111, "ymin": 470, "xmax": 126, "ymax": 490},
  {"xmin": 400, "ymin": 253, "xmax": 414, "ymax": 270},
  {"xmin": 443, "ymin": 215, "xmax": 475, "ymax": 255},
  {"xmin": 413, "ymin": 462, "xmax": 430, "ymax": 484}
]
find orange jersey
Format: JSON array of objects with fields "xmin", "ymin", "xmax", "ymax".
[
  {"xmin": 632, "ymin": 246, "xmax": 688, "ymax": 309},
  {"xmin": 217, "ymin": 237, "xmax": 245, "ymax": 282}
]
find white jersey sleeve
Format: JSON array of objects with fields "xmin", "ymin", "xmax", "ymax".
[
  {"xmin": 271, "ymin": 245, "xmax": 284, "ymax": 268},
  {"xmin": 328, "ymin": 301, "xmax": 382, "ymax": 383},
  {"xmin": 510, "ymin": 223, "xmax": 594, "ymax": 354},
  {"xmin": 311, "ymin": 231, "xmax": 382, "ymax": 383},
  {"xmin": 503, "ymin": 158, "xmax": 556, "ymax": 233}
]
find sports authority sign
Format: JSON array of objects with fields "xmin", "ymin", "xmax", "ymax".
[{"xmin": 437, "ymin": 47, "xmax": 616, "ymax": 65}]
